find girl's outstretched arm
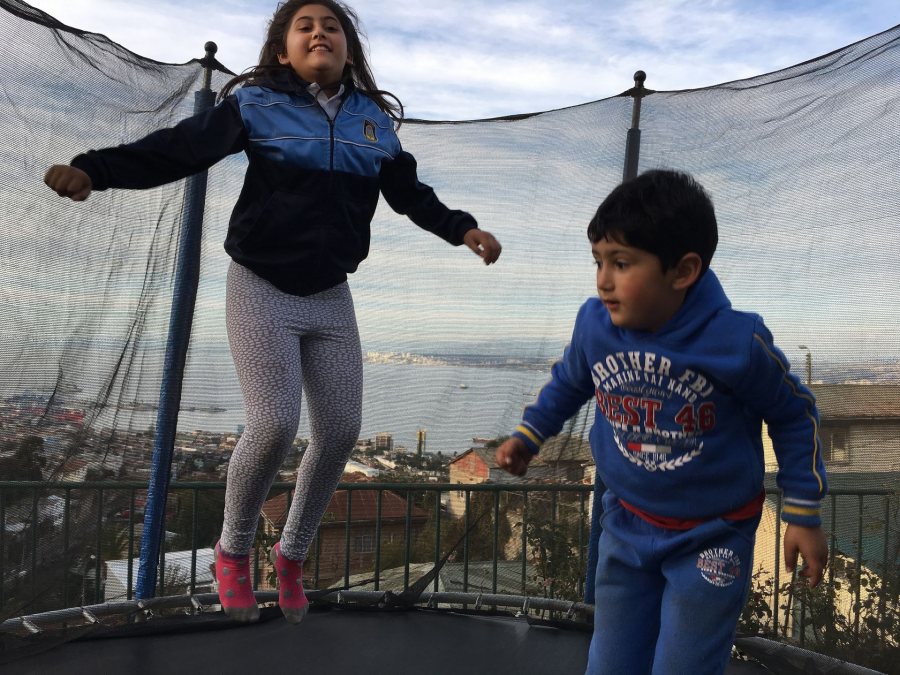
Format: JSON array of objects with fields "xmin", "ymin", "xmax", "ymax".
[
  {"xmin": 47, "ymin": 98, "xmax": 246, "ymax": 193},
  {"xmin": 380, "ymin": 150, "xmax": 483, "ymax": 246},
  {"xmin": 463, "ymin": 228, "xmax": 502, "ymax": 264},
  {"xmin": 44, "ymin": 165, "xmax": 92, "ymax": 201}
]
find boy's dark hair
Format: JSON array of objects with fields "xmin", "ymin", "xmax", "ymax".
[
  {"xmin": 220, "ymin": 0, "xmax": 402, "ymax": 123},
  {"xmin": 587, "ymin": 169, "xmax": 718, "ymax": 273}
]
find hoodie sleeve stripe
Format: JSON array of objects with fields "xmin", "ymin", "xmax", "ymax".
[
  {"xmin": 516, "ymin": 423, "xmax": 544, "ymax": 446},
  {"xmin": 783, "ymin": 504, "xmax": 821, "ymax": 517},
  {"xmin": 753, "ymin": 334, "xmax": 825, "ymax": 494},
  {"xmin": 512, "ymin": 424, "xmax": 546, "ymax": 455},
  {"xmin": 784, "ymin": 497, "xmax": 821, "ymax": 507}
]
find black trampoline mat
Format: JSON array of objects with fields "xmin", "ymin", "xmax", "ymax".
[{"xmin": 3, "ymin": 606, "xmax": 769, "ymax": 675}]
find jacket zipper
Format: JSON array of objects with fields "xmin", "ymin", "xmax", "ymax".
[
  {"xmin": 328, "ymin": 117, "xmax": 335, "ymax": 174},
  {"xmin": 314, "ymin": 92, "xmax": 346, "ymax": 176},
  {"xmin": 329, "ymin": 95, "xmax": 348, "ymax": 173}
]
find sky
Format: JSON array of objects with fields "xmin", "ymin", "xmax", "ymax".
[
  {"xmin": 3, "ymin": 0, "xmax": 899, "ymax": 449},
  {"xmin": 26, "ymin": 0, "xmax": 900, "ymax": 120}
]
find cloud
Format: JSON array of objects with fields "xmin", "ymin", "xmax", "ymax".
[
  {"xmin": 6, "ymin": 0, "xmax": 900, "ymax": 365},
  {"xmin": 26, "ymin": 0, "xmax": 899, "ymax": 119}
]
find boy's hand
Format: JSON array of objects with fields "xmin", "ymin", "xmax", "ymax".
[
  {"xmin": 495, "ymin": 437, "xmax": 532, "ymax": 476},
  {"xmin": 463, "ymin": 228, "xmax": 502, "ymax": 265},
  {"xmin": 44, "ymin": 165, "xmax": 92, "ymax": 201},
  {"xmin": 783, "ymin": 524, "xmax": 828, "ymax": 587}
]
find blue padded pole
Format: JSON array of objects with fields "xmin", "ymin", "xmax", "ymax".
[{"xmin": 136, "ymin": 43, "xmax": 219, "ymax": 599}]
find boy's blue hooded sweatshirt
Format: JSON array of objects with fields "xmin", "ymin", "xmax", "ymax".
[{"xmin": 514, "ymin": 270, "xmax": 827, "ymax": 529}]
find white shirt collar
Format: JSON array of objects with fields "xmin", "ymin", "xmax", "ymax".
[{"xmin": 307, "ymin": 82, "xmax": 345, "ymax": 120}]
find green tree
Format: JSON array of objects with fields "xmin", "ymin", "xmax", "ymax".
[
  {"xmin": 170, "ymin": 489, "xmax": 225, "ymax": 551},
  {"xmin": 738, "ymin": 560, "xmax": 899, "ymax": 672},
  {"xmin": 519, "ymin": 494, "xmax": 585, "ymax": 601},
  {"xmin": 441, "ymin": 491, "xmax": 512, "ymax": 563},
  {"xmin": 0, "ymin": 435, "xmax": 46, "ymax": 503},
  {"xmin": 100, "ymin": 524, "xmax": 132, "ymax": 562}
]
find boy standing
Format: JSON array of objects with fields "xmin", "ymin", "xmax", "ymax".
[{"xmin": 496, "ymin": 170, "xmax": 828, "ymax": 674}]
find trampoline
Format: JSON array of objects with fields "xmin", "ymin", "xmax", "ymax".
[
  {"xmin": 1, "ymin": 3, "xmax": 897, "ymax": 674},
  {"xmin": 3, "ymin": 590, "xmax": 880, "ymax": 674}
]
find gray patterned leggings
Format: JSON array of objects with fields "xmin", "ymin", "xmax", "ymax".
[{"xmin": 219, "ymin": 262, "xmax": 362, "ymax": 561}]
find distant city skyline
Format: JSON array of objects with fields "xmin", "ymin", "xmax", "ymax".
[{"xmin": 4, "ymin": 357, "xmax": 897, "ymax": 461}]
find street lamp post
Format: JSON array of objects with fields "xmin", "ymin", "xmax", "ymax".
[{"xmin": 798, "ymin": 345, "xmax": 812, "ymax": 385}]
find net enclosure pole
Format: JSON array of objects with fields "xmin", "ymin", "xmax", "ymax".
[
  {"xmin": 584, "ymin": 70, "xmax": 654, "ymax": 602},
  {"xmin": 136, "ymin": 42, "xmax": 219, "ymax": 600},
  {"xmin": 622, "ymin": 70, "xmax": 650, "ymax": 181}
]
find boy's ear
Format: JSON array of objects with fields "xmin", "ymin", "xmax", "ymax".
[{"xmin": 671, "ymin": 253, "xmax": 703, "ymax": 291}]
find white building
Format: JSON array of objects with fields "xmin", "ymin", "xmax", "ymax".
[{"xmin": 103, "ymin": 548, "xmax": 215, "ymax": 602}]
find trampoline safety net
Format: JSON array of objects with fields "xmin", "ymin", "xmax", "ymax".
[{"xmin": 0, "ymin": 0, "xmax": 898, "ymax": 669}]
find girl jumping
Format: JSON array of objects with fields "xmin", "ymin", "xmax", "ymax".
[{"xmin": 45, "ymin": 0, "xmax": 501, "ymax": 623}]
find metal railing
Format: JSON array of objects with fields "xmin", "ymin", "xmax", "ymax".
[{"xmin": 1, "ymin": 480, "xmax": 896, "ymax": 650}]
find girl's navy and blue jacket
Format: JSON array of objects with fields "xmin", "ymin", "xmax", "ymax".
[
  {"xmin": 71, "ymin": 76, "xmax": 477, "ymax": 296},
  {"xmin": 514, "ymin": 270, "xmax": 828, "ymax": 528}
]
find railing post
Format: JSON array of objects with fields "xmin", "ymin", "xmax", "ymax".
[
  {"xmin": 584, "ymin": 476, "xmax": 605, "ymax": 603},
  {"xmin": 136, "ymin": 42, "xmax": 218, "ymax": 600},
  {"xmin": 0, "ymin": 489, "xmax": 5, "ymax": 611},
  {"xmin": 622, "ymin": 70, "xmax": 651, "ymax": 181},
  {"xmin": 826, "ymin": 494, "xmax": 836, "ymax": 648},
  {"xmin": 492, "ymin": 491, "xmax": 500, "ymax": 594},
  {"xmin": 879, "ymin": 496, "xmax": 889, "ymax": 642},
  {"xmin": 854, "ymin": 494, "xmax": 864, "ymax": 638},
  {"xmin": 463, "ymin": 490, "xmax": 471, "ymax": 592},
  {"xmin": 521, "ymin": 491, "xmax": 528, "ymax": 595},
  {"xmin": 94, "ymin": 488, "xmax": 103, "ymax": 603},
  {"xmin": 344, "ymin": 490, "xmax": 353, "ymax": 589},
  {"xmin": 374, "ymin": 490, "xmax": 383, "ymax": 591},
  {"xmin": 404, "ymin": 491, "xmax": 412, "ymax": 590},
  {"xmin": 433, "ymin": 491, "xmax": 441, "ymax": 592},
  {"xmin": 62, "ymin": 489, "xmax": 71, "ymax": 607}
]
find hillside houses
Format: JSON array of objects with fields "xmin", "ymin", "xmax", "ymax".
[
  {"xmin": 812, "ymin": 383, "xmax": 900, "ymax": 475},
  {"xmin": 755, "ymin": 382, "xmax": 899, "ymax": 639},
  {"xmin": 261, "ymin": 486, "xmax": 428, "ymax": 588},
  {"xmin": 447, "ymin": 435, "xmax": 592, "ymax": 518}
]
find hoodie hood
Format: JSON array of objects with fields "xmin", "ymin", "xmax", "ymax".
[{"xmin": 616, "ymin": 269, "xmax": 732, "ymax": 345}]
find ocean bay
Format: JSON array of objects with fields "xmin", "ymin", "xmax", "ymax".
[{"xmin": 169, "ymin": 361, "xmax": 557, "ymax": 456}]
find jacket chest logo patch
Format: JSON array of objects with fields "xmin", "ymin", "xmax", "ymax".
[{"xmin": 363, "ymin": 120, "xmax": 378, "ymax": 142}]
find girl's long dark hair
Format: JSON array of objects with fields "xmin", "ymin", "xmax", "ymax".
[{"xmin": 219, "ymin": 0, "xmax": 402, "ymax": 124}]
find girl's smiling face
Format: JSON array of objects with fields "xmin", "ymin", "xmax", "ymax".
[{"xmin": 278, "ymin": 4, "xmax": 349, "ymax": 86}]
